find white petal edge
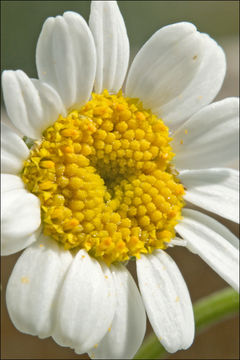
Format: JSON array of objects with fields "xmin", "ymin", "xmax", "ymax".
[
  {"xmin": 136, "ymin": 250, "xmax": 195, "ymax": 353},
  {"xmin": 126, "ymin": 22, "xmax": 203, "ymax": 107},
  {"xmin": 88, "ymin": 263, "xmax": 146, "ymax": 359},
  {"xmin": 1, "ymin": 182, "xmax": 41, "ymax": 256},
  {"xmin": 89, "ymin": 0, "xmax": 129, "ymax": 94},
  {"xmin": 1, "ymin": 107, "xmax": 23, "ymax": 137},
  {"xmin": 1, "ymin": 173, "xmax": 25, "ymax": 193},
  {"xmin": 2, "ymin": 70, "xmax": 65, "ymax": 139},
  {"xmin": 36, "ymin": 11, "xmax": 96, "ymax": 110},
  {"xmin": 179, "ymin": 168, "xmax": 239, "ymax": 223},
  {"xmin": 158, "ymin": 32, "xmax": 226, "ymax": 130},
  {"xmin": 176, "ymin": 209, "xmax": 239, "ymax": 292},
  {"xmin": 6, "ymin": 235, "xmax": 73, "ymax": 338},
  {"xmin": 1, "ymin": 122, "xmax": 29, "ymax": 174},
  {"xmin": 52, "ymin": 250, "xmax": 116, "ymax": 354},
  {"xmin": 172, "ymin": 98, "xmax": 239, "ymax": 169}
]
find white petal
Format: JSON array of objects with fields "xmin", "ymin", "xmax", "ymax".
[
  {"xmin": 126, "ymin": 23, "xmax": 206, "ymax": 119},
  {"xmin": 172, "ymin": 98, "xmax": 239, "ymax": 169},
  {"xmin": 1, "ymin": 107, "xmax": 23, "ymax": 137},
  {"xmin": 52, "ymin": 250, "xmax": 116, "ymax": 354},
  {"xmin": 1, "ymin": 174, "xmax": 25, "ymax": 192},
  {"xmin": 89, "ymin": 264, "xmax": 146, "ymax": 359},
  {"xmin": 158, "ymin": 33, "xmax": 226, "ymax": 130},
  {"xmin": 89, "ymin": 0, "xmax": 129, "ymax": 93},
  {"xmin": 6, "ymin": 235, "xmax": 72, "ymax": 338},
  {"xmin": 179, "ymin": 168, "xmax": 239, "ymax": 223},
  {"xmin": 2, "ymin": 70, "xmax": 65, "ymax": 139},
  {"xmin": 36, "ymin": 11, "xmax": 96, "ymax": 110},
  {"xmin": 1, "ymin": 122, "xmax": 29, "ymax": 174},
  {"xmin": 169, "ymin": 237, "xmax": 187, "ymax": 247},
  {"xmin": 176, "ymin": 209, "xmax": 239, "ymax": 292},
  {"xmin": 1, "ymin": 185, "xmax": 41, "ymax": 256},
  {"xmin": 136, "ymin": 250, "xmax": 195, "ymax": 353}
]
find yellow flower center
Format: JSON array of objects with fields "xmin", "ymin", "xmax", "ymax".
[{"xmin": 22, "ymin": 90, "xmax": 184, "ymax": 265}]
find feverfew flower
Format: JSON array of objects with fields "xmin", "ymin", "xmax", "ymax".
[{"xmin": 1, "ymin": 1, "xmax": 239, "ymax": 358}]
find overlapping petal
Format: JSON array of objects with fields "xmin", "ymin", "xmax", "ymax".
[
  {"xmin": 158, "ymin": 33, "xmax": 226, "ymax": 130},
  {"xmin": 89, "ymin": 264, "xmax": 146, "ymax": 359},
  {"xmin": 6, "ymin": 236, "xmax": 72, "ymax": 338},
  {"xmin": 1, "ymin": 173, "xmax": 24, "ymax": 192},
  {"xmin": 176, "ymin": 209, "xmax": 239, "ymax": 292},
  {"xmin": 1, "ymin": 175, "xmax": 41, "ymax": 255},
  {"xmin": 136, "ymin": 250, "xmax": 195, "ymax": 353},
  {"xmin": 126, "ymin": 22, "xmax": 225, "ymax": 130},
  {"xmin": 126, "ymin": 22, "xmax": 203, "ymax": 107},
  {"xmin": 89, "ymin": 0, "xmax": 129, "ymax": 94},
  {"xmin": 1, "ymin": 122, "xmax": 29, "ymax": 174},
  {"xmin": 179, "ymin": 168, "xmax": 239, "ymax": 223},
  {"xmin": 2, "ymin": 70, "xmax": 65, "ymax": 139},
  {"xmin": 36, "ymin": 11, "xmax": 96, "ymax": 110},
  {"xmin": 172, "ymin": 98, "xmax": 239, "ymax": 169},
  {"xmin": 52, "ymin": 250, "xmax": 116, "ymax": 354}
]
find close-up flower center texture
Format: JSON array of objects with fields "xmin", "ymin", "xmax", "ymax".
[{"xmin": 22, "ymin": 90, "xmax": 184, "ymax": 265}]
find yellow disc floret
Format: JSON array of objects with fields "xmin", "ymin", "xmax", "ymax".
[{"xmin": 22, "ymin": 90, "xmax": 184, "ymax": 265}]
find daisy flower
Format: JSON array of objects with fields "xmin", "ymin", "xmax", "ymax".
[{"xmin": 1, "ymin": 1, "xmax": 239, "ymax": 358}]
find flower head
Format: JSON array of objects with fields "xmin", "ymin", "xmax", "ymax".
[{"xmin": 1, "ymin": 1, "xmax": 239, "ymax": 358}]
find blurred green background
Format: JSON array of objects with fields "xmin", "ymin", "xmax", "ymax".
[
  {"xmin": 1, "ymin": 1, "xmax": 239, "ymax": 360},
  {"xmin": 1, "ymin": 1, "xmax": 239, "ymax": 77}
]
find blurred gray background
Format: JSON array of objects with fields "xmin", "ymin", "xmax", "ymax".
[{"xmin": 1, "ymin": 1, "xmax": 239, "ymax": 359}]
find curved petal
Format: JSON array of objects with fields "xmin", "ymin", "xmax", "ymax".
[
  {"xmin": 172, "ymin": 98, "xmax": 239, "ymax": 169},
  {"xmin": 158, "ymin": 33, "xmax": 226, "ymax": 130},
  {"xmin": 1, "ymin": 107, "xmax": 23, "ymax": 137},
  {"xmin": 136, "ymin": 250, "xmax": 195, "ymax": 353},
  {"xmin": 179, "ymin": 168, "xmax": 239, "ymax": 223},
  {"xmin": 89, "ymin": 0, "xmax": 129, "ymax": 94},
  {"xmin": 36, "ymin": 11, "xmax": 96, "ymax": 110},
  {"xmin": 1, "ymin": 122, "xmax": 29, "ymax": 174},
  {"xmin": 6, "ymin": 235, "xmax": 72, "ymax": 338},
  {"xmin": 176, "ymin": 209, "xmax": 239, "ymax": 292},
  {"xmin": 1, "ymin": 174, "xmax": 24, "ymax": 192},
  {"xmin": 1, "ymin": 183, "xmax": 41, "ymax": 255},
  {"xmin": 88, "ymin": 264, "xmax": 146, "ymax": 359},
  {"xmin": 52, "ymin": 250, "xmax": 116, "ymax": 354},
  {"xmin": 126, "ymin": 22, "xmax": 203, "ymax": 107},
  {"xmin": 2, "ymin": 70, "xmax": 65, "ymax": 139}
]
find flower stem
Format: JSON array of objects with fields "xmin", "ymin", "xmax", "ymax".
[{"xmin": 134, "ymin": 287, "xmax": 239, "ymax": 359}]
